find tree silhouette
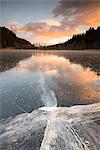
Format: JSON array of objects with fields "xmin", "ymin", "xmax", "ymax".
[
  {"xmin": 44, "ymin": 27, "xmax": 100, "ymax": 50},
  {"xmin": 0, "ymin": 27, "xmax": 34, "ymax": 49}
]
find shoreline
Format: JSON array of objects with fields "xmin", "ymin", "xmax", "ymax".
[{"xmin": 0, "ymin": 48, "xmax": 100, "ymax": 52}]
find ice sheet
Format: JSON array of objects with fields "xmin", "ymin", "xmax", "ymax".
[{"xmin": 0, "ymin": 103, "xmax": 100, "ymax": 150}]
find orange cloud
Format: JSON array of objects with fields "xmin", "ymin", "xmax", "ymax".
[
  {"xmin": 85, "ymin": 10, "xmax": 100, "ymax": 26},
  {"xmin": 54, "ymin": 0, "xmax": 100, "ymax": 26},
  {"xmin": 7, "ymin": 20, "xmax": 79, "ymax": 39},
  {"xmin": 41, "ymin": 19, "xmax": 61, "ymax": 26}
]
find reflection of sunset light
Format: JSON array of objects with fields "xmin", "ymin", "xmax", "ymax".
[
  {"xmin": 45, "ymin": 70, "xmax": 58, "ymax": 76},
  {"xmin": 14, "ymin": 53, "xmax": 100, "ymax": 103},
  {"xmin": 81, "ymin": 88, "xmax": 100, "ymax": 102},
  {"xmin": 15, "ymin": 53, "xmax": 100, "ymax": 82}
]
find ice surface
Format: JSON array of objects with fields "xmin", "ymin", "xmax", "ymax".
[
  {"xmin": 39, "ymin": 73, "xmax": 57, "ymax": 108},
  {"xmin": 0, "ymin": 109, "xmax": 50, "ymax": 150},
  {"xmin": 0, "ymin": 103, "xmax": 100, "ymax": 150},
  {"xmin": 40, "ymin": 103, "xmax": 100, "ymax": 150}
]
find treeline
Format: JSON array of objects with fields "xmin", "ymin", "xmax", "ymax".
[
  {"xmin": 0, "ymin": 27, "xmax": 34, "ymax": 49},
  {"xmin": 43, "ymin": 27, "xmax": 100, "ymax": 50},
  {"xmin": 0, "ymin": 26, "xmax": 100, "ymax": 50}
]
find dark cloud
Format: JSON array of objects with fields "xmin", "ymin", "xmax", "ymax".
[
  {"xmin": 53, "ymin": 0, "xmax": 100, "ymax": 28},
  {"xmin": 53, "ymin": 0, "xmax": 100, "ymax": 17}
]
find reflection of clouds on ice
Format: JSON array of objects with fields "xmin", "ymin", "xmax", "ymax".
[
  {"xmin": 15, "ymin": 54, "xmax": 99, "ymax": 84},
  {"xmin": 1, "ymin": 53, "xmax": 99, "ymax": 120},
  {"xmin": 13, "ymin": 53, "xmax": 100, "ymax": 104},
  {"xmin": 45, "ymin": 69, "xmax": 58, "ymax": 76}
]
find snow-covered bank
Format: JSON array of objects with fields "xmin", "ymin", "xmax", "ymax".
[{"xmin": 0, "ymin": 103, "xmax": 100, "ymax": 150}]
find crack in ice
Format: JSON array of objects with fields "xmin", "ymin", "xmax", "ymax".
[{"xmin": 39, "ymin": 72, "xmax": 57, "ymax": 109}]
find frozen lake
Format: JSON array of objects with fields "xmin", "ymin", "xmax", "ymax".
[{"xmin": 0, "ymin": 50, "xmax": 100, "ymax": 119}]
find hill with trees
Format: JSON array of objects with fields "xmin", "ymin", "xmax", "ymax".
[
  {"xmin": 0, "ymin": 27, "xmax": 100, "ymax": 50},
  {"xmin": 43, "ymin": 27, "xmax": 100, "ymax": 50},
  {"xmin": 0, "ymin": 27, "xmax": 34, "ymax": 49}
]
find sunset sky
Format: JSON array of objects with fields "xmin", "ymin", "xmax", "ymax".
[{"xmin": 1, "ymin": 0, "xmax": 100, "ymax": 45}]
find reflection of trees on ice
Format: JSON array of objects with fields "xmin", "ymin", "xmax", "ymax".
[{"xmin": 39, "ymin": 72, "xmax": 57, "ymax": 108}]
